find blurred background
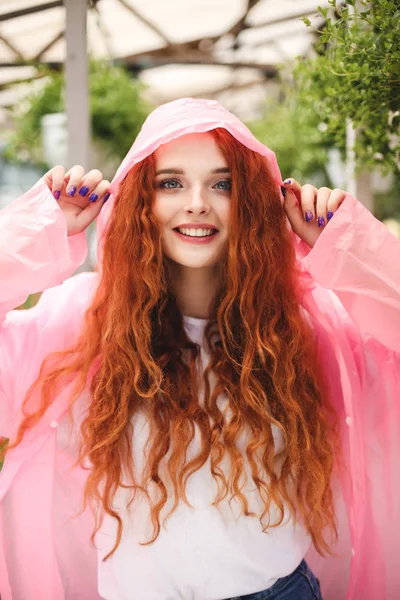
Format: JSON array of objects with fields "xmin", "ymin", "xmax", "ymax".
[{"xmin": 0, "ymin": 0, "xmax": 399, "ymax": 285}]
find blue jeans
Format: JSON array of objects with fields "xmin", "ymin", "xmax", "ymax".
[{"xmin": 227, "ymin": 560, "xmax": 323, "ymax": 600}]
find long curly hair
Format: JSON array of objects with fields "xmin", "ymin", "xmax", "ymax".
[{"xmin": 6, "ymin": 128, "xmax": 340, "ymax": 561}]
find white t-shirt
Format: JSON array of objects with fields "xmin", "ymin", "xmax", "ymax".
[{"xmin": 54, "ymin": 315, "xmax": 311, "ymax": 600}]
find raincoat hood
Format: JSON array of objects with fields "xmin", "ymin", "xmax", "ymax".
[{"xmin": 97, "ymin": 97, "xmax": 284, "ymax": 249}]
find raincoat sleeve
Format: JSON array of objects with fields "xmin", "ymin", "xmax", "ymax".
[
  {"xmin": 301, "ymin": 193, "xmax": 400, "ymax": 354},
  {"xmin": 0, "ymin": 179, "xmax": 88, "ymax": 322},
  {"xmin": 299, "ymin": 197, "xmax": 400, "ymax": 599},
  {"xmin": 0, "ymin": 179, "xmax": 89, "ymax": 436}
]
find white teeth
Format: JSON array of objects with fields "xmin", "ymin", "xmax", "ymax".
[{"xmin": 177, "ymin": 228, "xmax": 215, "ymax": 237}]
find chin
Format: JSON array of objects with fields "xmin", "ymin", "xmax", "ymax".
[
  {"xmin": 165, "ymin": 252, "xmax": 219, "ymax": 267},
  {"xmin": 176, "ymin": 258, "xmax": 219, "ymax": 268}
]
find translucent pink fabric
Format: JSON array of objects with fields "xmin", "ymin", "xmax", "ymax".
[{"xmin": 0, "ymin": 98, "xmax": 399, "ymax": 599}]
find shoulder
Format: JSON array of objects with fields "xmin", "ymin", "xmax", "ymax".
[
  {"xmin": 1, "ymin": 270, "xmax": 99, "ymax": 368},
  {"xmin": 300, "ymin": 282, "xmax": 365, "ymax": 374},
  {"xmin": 0, "ymin": 271, "xmax": 100, "ymax": 407},
  {"xmin": 4, "ymin": 270, "xmax": 99, "ymax": 333}
]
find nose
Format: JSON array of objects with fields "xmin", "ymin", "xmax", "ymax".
[{"xmin": 184, "ymin": 183, "xmax": 210, "ymax": 215}]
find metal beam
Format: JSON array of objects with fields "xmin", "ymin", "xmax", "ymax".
[
  {"xmin": 0, "ymin": 32, "xmax": 26, "ymax": 60},
  {"xmin": 117, "ymin": 0, "xmax": 171, "ymax": 45},
  {"xmin": 0, "ymin": 62, "xmax": 62, "ymax": 68},
  {"xmin": 0, "ymin": 1, "xmax": 63, "ymax": 22},
  {"xmin": 0, "ymin": 73, "xmax": 44, "ymax": 92},
  {"xmin": 225, "ymin": 0, "xmax": 263, "ymax": 38},
  {"xmin": 191, "ymin": 76, "xmax": 267, "ymax": 98},
  {"xmin": 33, "ymin": 29, "xmax": 64, "ymax": 61},
  {"xmin": 0, "ymin": 56, "xmax": 278, "ymax": 77},
  {"xmin": 250, "ymin": 9, "xmax": 322, "ymax": 29},
  {"xmin": 124, "ymin": 56, "xmax": 277, "ymax": 76},
  {"xmin": 65, "ymin": 0, "xmax": 90, "ymax": 170}
]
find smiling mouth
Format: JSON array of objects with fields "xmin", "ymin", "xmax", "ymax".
[
  {"xmin": 173, "ymin": 228, "xmax": 218, "ymax": 238},
  {"xmin": 172, "ymin": 228, "xmax": 219, "ymax": 242}
]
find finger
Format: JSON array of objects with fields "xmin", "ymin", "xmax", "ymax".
[
  {"xmin": 281, "ymin": 177, "xmax": 303, "ymax": 222},
  {"xmin": 282, "ymin": 178, "xmax": 302, "ymax": 203},
  {"xmin": 316, "ymin": 187, "xmax": 331, "ymax": 228},
  {"xmin": 47, "ymin": 165, "xmax": 65, "ymax": 200},
  {"xmin": 283, "ymin": 178, "xmax": 317, "ymax": 223},
  {"xmin": 87, "ymin": 180, "xmax": 110, "ymax": 204},
  {"xmin": 74, "ymin": 186, "xmax": 110, "ymax": 231},
  {"xmin": 300, "ymin": 184, "xmax": 318, "ymax": 223},
  {"xmin": 64, "ymin": 165, "xmax": 85, "ymax": 197},
  {"xmin": 76, "ymin": 169, "xmax": 104, "ymax": 199},
  {"xmin": 327, "ymin": 189, "xmax": 346, "ymax": 220},
  {"xmin": 282, "ymin": 181, "xmax": 304, "ymax": 232}
]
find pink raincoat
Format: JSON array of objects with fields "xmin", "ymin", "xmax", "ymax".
[{"xmin": 0, "ymin": 98, "xmax": 399, "ymax": 600}]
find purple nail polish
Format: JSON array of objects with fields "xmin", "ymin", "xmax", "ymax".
[
  {"xmin": 305, "ymin": 211, "xmax": 313, "ymax": 222},
  {"xmin": 79, "ymin": 186, "xmax": 89, "ymax": 196},
  {"xmin": 103, "ymin": 193, "xmax": 111, "ymax": 203},
  {"xmin": 280, "ymin": 186, "xmax": 287, "ymax": 197},
  {"xmin": 67, "ymin": 186, "xmax": 76, "ymax": 197},
  {"xmin": 318, "ymin": 216, "xmax": 325, "ymax": 228},
  {"xmin": 53, "ymin": 190, "xmax": 61, "ymax": 200},
  {"xmin": 283, "ymin": 179, "xmax": 292, "ymax": 184},
  {"xmin": 327, "ymin": 211, "xmax": 334, "ymax": 221},
  {"xmin": 89, "ymin": 193, "xmax": 98, "ymax": 202}
]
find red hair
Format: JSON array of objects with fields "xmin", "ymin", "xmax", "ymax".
[{"xmin": 6, "ymin": 128, "xmax": 340, "ymax": 560}]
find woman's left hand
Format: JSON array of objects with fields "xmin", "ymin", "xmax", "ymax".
[{"xmin": 282, "ymin": 178, "xmax": 347, "ymax": 249}]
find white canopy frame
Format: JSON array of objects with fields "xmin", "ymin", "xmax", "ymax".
[{"xmin": 0, "ymin": 0, "xmax": 333, "ymax": 171}]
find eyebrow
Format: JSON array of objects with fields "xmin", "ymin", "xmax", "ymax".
[{"xmin": 154, "ymin": 167, "xmax": 230, "ymax": 176}]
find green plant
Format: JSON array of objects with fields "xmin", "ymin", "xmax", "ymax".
[
  {"xmin": 374, "ymin": 171, "xmax": 400, "ymax": 221},
  {"xmin": 296, "ymin": 0, "xmax": 400, "ymax": 174},
  {"xmin": 5, "ymin": 60, "xmax": 152, "ymax": 165},
  {"xmin": 247, "ymin": 91, "xmax": 338, "ymax": 185}
]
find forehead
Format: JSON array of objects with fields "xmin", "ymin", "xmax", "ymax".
[{"xmin": 154, "ymin": 132, "xmax": 226, "ymax": 166}]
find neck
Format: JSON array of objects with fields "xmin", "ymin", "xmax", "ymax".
[{"xmin": 166, "ymin": 260, "xmax": 220, "ymax": 319}]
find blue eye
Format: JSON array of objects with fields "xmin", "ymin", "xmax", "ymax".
[
  {"xmin": 159, "ymin": 179, "xmax": 182, "ymax": 189},
  {"xmin": 214, "ymin": 179, "xmax": 232, "ymax": 191}
]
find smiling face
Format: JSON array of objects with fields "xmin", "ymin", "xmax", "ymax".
[{"xmin": 153, "ymin": 132, "xmax": 231, "ymax": 271}]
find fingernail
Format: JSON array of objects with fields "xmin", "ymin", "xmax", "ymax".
[
  {"xmin": 67, "ymin": 186, "xmax": 76, "ymax": 196},
  {"xmin": 89, "ymin": 193, "xmax": 98, "ymax": 202},
  {"xmin": 79, "ymin": 186, "xmax": 89, "ymax": 197},
  {"xmin": 53, "ymin": 190, "xmax": 61, "ymax": 200},
  {"xmin": 280, "ymin": 186, "xmax": 287, "ymax": 198},
  {"xmin": 327, "ymin": 211, "xmax": 334, "ymax": 221},
  {"xmin": 103, "ymin": 193, "xmax": 111, "ymax": 203},
  {"xmin": 305, "ymin": 211, "xmax": 313, "ymax": 222},
  {"xmin": 283, "ymin": 179, "xmax": 292, "ymax": 184},
  {"xmin": 318, "ymin": 216, "xmax": 325, "ymax": 228}
]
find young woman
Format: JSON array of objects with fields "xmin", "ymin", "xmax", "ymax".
[{"xmin": 0, "ymin": 98, "xmax": 399, "ymax": 600}]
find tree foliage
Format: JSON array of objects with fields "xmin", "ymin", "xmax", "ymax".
[
  {"xmin": 4, "ymin": 60, "xmax": 152, "ymax": 166},
  {"xmin": 248, "ymin": 0, "xmax": 399, "ymax": 217},
  {"xmin": 247, "ymin": 91, "xmax": 337, "ymax": 185},
  {"xmin": 296, "ymin": 0, "xmax": 399, "ymax": 174}
]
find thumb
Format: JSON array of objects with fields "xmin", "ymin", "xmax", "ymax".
[{"xmin": 74, "ymin": 196, "xmax": 106, "ymax": 233}]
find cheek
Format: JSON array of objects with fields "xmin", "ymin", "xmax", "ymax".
[
  {"xmin": 152, "ymin": 196, "xmax": 171, "ymax": 227},
  {"xmin": 219, "ymin": 204, "xmax": 231, "ymax": 230}
]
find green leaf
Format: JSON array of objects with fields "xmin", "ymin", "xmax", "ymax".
[{"xmin": 387, "ymin": 63, "xmax": 400, "ymax": 75}]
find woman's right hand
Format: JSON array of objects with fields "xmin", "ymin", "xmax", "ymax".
[{"xmin": 43, "ymin": 165, "xmax": 111, "ymax": 237}]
